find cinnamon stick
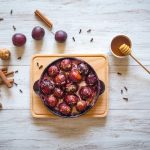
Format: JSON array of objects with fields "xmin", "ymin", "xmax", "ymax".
[
  {"xmin": 5, "ymin": 71, "xmax": 14, "ymax": 76},
  {"xmin": 0, "ymin": 79, "xmax": 14, "ymax": 85},
  {"xmin": 34, "ymin": 10, "xmax": 53, "ymax": 28},
  {"xmin": 0, "ymin": 70, "xmax": 12, "ymax": 88},
  {"xmin": 1, "ymin": 67, "xmax": 8, "ymax": 72}
]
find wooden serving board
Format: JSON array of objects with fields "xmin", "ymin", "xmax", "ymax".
[{"xmin": 30, "ymin": 54, "xmax": 109, "ymax": 118}]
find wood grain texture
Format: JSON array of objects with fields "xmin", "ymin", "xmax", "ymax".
[
  {"xmin": 0, "ymin": 110, "xmax": 150, "ymax": 150},
  {"xmin": 0, "ymin": 0, "xmax": 150, "ymax": 149}
]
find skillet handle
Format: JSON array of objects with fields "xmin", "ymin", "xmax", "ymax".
[
  {"xmin": 33, "ymin": 80, "xmax": 40, "ymax": 95},
  {"xmin": 98, "ymin": 80, "xmax": 105, "ymax": 95}
]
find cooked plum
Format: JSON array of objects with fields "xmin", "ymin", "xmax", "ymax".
[
  {"xmin": 60, "ymin": 59, "xmax": 72, "ymax": 71},
  {"xmin": 55, "ymin": 73, "xmax": 66, "ymax": 86},
  {"xmin": 48, "ymin": 65, "xmax": 59, "ymax": 77},
  {"xmin": 53, "ymin": 88, "xmax": 64, "ymax": 98},
  {"xmin": 65, "ymin": 94, "xmax": 79, "ymax": 106},
  {"xmin": 78, "ymin": 63, "xmax": 89, "ymax": 75},
  {"xmin": 86, "ymin": 73, "xmax": 97, "ymax": 85},
  {"xmin": 79, "ymin": 86, "xmax": 92, "ymax": 100},
  {"xmin": 76, "ymin": 100, "xmax": 87, "ymax": 112},
  {"xmin": 69, "ymin": 70, "xmax": 82, "ymax": 82},
  {"xmin": 47, "ymin": 95, "xmax": 58, "ymax": 107},
  {"xmin": 59, "ymin": 103, "xmax": 71, "ymax": 115},
  {"xmin": 40, "ymin": 79, "xmax": 55, "ymax": 95}
]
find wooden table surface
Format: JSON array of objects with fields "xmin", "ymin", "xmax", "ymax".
[{"xmin": 0, "ymin": 0, "xmax": 150, "ymax": 149}]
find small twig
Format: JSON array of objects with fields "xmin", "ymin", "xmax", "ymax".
[
  {"xmin": 90, "ymin": 38, "xmax": 93, "ymax": 42},
  {"xmin": 79, "ymin": 29, "xmax": 82, "ymax": 34},
  {"xmin": 87, "ymin": 29, "xmax": 91, "ymax": 33},
  {"xmin": 72, "ymin": 37, "xmax": 75, "ymax": 42},
  {"xmin": 5, "ymin": 71, "xmax": 14, "ymax": 76}
]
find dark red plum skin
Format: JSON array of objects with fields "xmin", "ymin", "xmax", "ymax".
[
  {"xmin": 78, "ymin": 63, "xmax": 89, "ymax": 75},
  {"xmin": 86, "ymin": 73, "xmax": 97, "ymax": 85},
  {"xmin": 60, "ymin": 59, "xmax": 72, "ymax": 71},
  {"xmin": 47, "ymin": 95, "xmax": 58, "ymax": 107},
  {"xmin": 59, "ymin": 103, "xmax": 71, "ymax": 115},
  {"xmin": 32, "ymin": 26, "xmax": 45, "ymax": 40},
  {"xmin": 76, "ymin": 100, "xmax": 87, "ymax": 112},
  {"xmin": 69, "ymin": 70, "xmax": 82, "ymax": 83},
  {"xmin": 53, "ymin": 88, "xmax": 64, "ymax": 98},
  {"xmin": 55, "ymin": 73, "xmax": 66, "ymax": 86},
  {"xmin": 12, "ymin": 33, "xmax": 26, "ymax": 47},
  {"xmin": 48, "ymin": 65, "xmax": 59, "ymax": 77},
  {"xmin": 65, "ymin": 94, "xmax": 79, "ymax": 106},
  {"xmin": 55, "ymin": 30, "xmax": 67, "ymax": 43},
  {"xmin": 79, "ymin": 86, "xmax": 92, "ymax": 100},
  {"xmin": 40, "ymin": 79, "xmax": 55, "ymax": 95}
]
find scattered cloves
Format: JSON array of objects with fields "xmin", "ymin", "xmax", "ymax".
[
  {"xmin": 0, "ymin": 18, "xmax": 4, "ymax": 21},
  {"xmin": 14, "ymin": 82, "xmax": 18, "ymax": 86},
  {"xmin": 12, "ymin": 25, "xmax": 16, "ymax": 31},
  {"xmin": 124, "ymin": 86, "xmax": 128, "ymax": 91},
  {"xmin": 90, "ymin": 38, "xmax": 93, "ymax": 42},
  {"xmin": 17, "ymin": 57, "xmax": 21, "ymax": 60},
  {"xmin": 37, "ymin": 62, "xmax": 39, "ymax": 67},
  {"xmin": 72, "ymin": 37, "xmax": 75, "ymax": 42},
  {"xmin": 10, "ymin": 9, "xmax": 13, "ymax": 15},
  {"xmin": 121, "ymin": 89, "xmax": 123, "ymax": 94},
  {"xmin": 19, "ymin": 89, "xmax": 23, "ymax": 93},
  {"xmin": 39, "ymin": 65, "xmax": 43, "ymax": 69},
  {"xmin": 123, "ymin": 97, "xmax": 128, "ymax": 101},
  {"xmin": 87, "ymin": 29, "xmax": 91, "ymax": 33},
  {"xmin": 79, "ymin": 29, "xmax": 82, "ymax": 34},
  {"xmin": 117, "ymin": 72, "xmax": 122, "ymax": 75}
]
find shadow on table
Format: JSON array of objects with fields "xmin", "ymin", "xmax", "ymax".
[
  {"xmin": 15, "ymin": 45, "xmax": 25, "ymax": 59},
  {"xmin": 55, "ymin": 42, "xmax": 66, "ymax": 54},
  {"xmin": 32, "ymin": 117, "xmax": 107, "ymax": 138},
  {"xmin": 109, "ymin": 53, "xmax": 129, "ymax": 75},
  {"xmin": 33, "ymin": 40, "xmax": 44, "ymax": 51}
]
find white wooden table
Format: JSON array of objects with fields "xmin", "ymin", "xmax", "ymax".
[{"xmin": 0, "ymin": 0, "xmax": 150, "ymax": 149}]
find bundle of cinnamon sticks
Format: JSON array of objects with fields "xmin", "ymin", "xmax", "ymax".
[{"xmin": 0, "ymin": 67, "xmax": 14, "ymax": 88}]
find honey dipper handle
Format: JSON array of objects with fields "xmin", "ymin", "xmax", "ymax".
[
  {"xmin": 130, "ymin": 54, "xmax": 150, "ymax": 74},
  {"xmin": 0, "ymin": 70, "xmax": 12, "ymax": 88}
]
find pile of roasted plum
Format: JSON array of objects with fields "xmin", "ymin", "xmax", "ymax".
[{"xmin": 34, "ymin": 58, "xmax": 105, "ymax": 117}]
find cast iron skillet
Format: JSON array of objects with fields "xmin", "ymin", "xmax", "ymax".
[{"xmin": 33, "ymin": 57, "xmax": 105, "ymax": 118}]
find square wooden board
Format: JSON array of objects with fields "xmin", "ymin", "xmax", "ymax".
[{"xmin": 30, "ymin": 54, "xmax": 109, "ymax": 118}]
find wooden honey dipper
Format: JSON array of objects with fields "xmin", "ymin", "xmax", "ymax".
[
  {"xmin": 119, "ymin": 44, "xmax": 150, "ymax": 74},
  {"xmin": 0, "ymin": 49, "xmax": 11, "ymax": 60}
]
